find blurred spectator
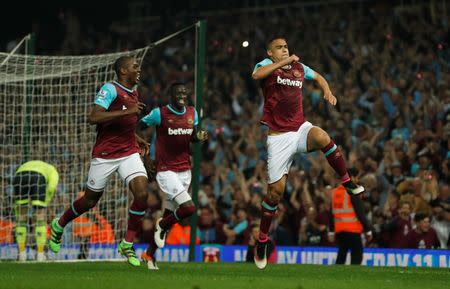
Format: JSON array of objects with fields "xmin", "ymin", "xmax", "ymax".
[
  {"xmin": 299, "ymin": 206, "xmax": 328, "ymax": 246},
  {"xmin": 223, "ymin": 207, "xmax": 249, "ymax": 244},
  {"xmin": 406, "ymin": 213, "xmax": 440, "ymax": 249},
  {"xmin": 430, "ymin": 184, "xmax": 450, "ymax": 248},
  {"xmin": 383, "ymin": 201, "xmax": 413, "ymax": 248},
  {"xmin": 197, "ymin": 206, "xmax": 226, "ymax": 244}
]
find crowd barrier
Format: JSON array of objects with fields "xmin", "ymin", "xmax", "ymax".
[{"xmin": 1, "ymin": 244, "xmax": 449, "ymax": 267}]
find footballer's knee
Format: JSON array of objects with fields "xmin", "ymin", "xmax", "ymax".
[
  {"xmin": 134, "ymin": 190, "xmax": 148, "ymax": 203},
  {"xmin": 268, "ymin": 181, "xmax": 285, "ymax": 204},
  {"xmin": 129, "ymin": 176, "xmax": 149, "ymax": 202},
  {"xmin": 267, "ymin": 187, "xmax": 283, "ymax": 204},
  {"xmin": 308, "ymin": 127, "xmax": 330, "ymax": 150}
]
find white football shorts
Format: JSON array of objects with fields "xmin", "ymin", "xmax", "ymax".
[
  {"xmin": 156, "ymin": 170, "xmax": 192, "ymax": 209},
  {"xmin": 86, "ymin": 152, "xmax": 147, "ymax": 192},
  {"xmin": 267, "ymin": 121, "xmax": 314, "ymax": 184}
]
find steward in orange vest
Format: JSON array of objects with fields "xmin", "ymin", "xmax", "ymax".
[{"xmin": 329, "ymin": 185, "xmax": 372, "ymax": 265}]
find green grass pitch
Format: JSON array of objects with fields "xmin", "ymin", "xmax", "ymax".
[{"xmin": 0, "ymin": 262, "xmax": 448, "ymax": 289}]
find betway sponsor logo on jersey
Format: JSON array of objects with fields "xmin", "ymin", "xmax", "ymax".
[
  {"xmin": 277, "ymin": 75, "xmax": 302, "ymax": 87},
  {"xmin": 168, "ymin": 127, "xmax": 193, "ymax": 135}
]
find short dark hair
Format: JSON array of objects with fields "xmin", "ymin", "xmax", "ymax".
[
  {"xmin": 169, "ymin": 82, "xmax": 186, "ymax": 97},
  {"xmin": 414, "ymin": 212, "xmax": 429, "ymax": 223},
  {"xmin": 267, "ymin": 36, "xmax": 286, "ymax": 49},
  {"xmin": 113, "ymin": 56, "xmax": 133, "ymax": 77}
]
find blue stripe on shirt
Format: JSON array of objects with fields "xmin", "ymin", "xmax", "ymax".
[
  {"xmin": 94, "ymin": 83, "xmax": 117, "ymax": 109},
  {"xmin": 141, "ymin": 107, "xmax": 161, "ymax": 126},
  {"xmin": 194, "ymin": 109, "xmax": 199, "ymax": 126},
  {"xmin": 253, "ymin": 58, "xmax": 315, "ymax": 79}
]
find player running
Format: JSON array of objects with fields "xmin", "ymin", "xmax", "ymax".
[
  {"xmin": 139, "ymin": 82, "xmax": 208, "ymax": 270},
  {"xmin": 49, "ymin": 56, "xmax": 150, "ymax": 267}
]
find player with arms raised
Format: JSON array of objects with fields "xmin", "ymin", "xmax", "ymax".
[
  {"xmin": 139, "ymin": 82, "xmax": 208, "ymax": 270},
  {"xmin": 252, "ymin": 37, "xmax": 365, "ymax": 269},
  {"xmin": 49, "ymin": 56, "xmax": 150, "ymax": 267}
]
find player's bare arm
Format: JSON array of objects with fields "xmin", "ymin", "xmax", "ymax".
[
  {"xmin": 87, "ymin": 102, "xmax": 145, "ymax": 124},
  {"xmin": 252, "ymin": 54, "xmax": 299, "ymax": 80},
  {"xmin": 135, "ymin": 133, "xmax": 149, "ymax": 156},
  {"xmin": 313, "ymin": 72, "xmax": 337, "ymax": 106}
]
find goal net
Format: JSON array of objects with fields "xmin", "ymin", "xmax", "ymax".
[{"xmin": 0, "ymin": 46, "xmax": 149, "ymax": 260}]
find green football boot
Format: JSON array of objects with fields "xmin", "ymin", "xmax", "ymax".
[
  {"xmin": 118, "ymin": 240, "xmax": 141, "ymax": 267},
  {"xmin": 48, "ymin": 218, "xmax": 63, "ymax": 253}
]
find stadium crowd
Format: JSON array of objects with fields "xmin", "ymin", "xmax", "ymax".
[{"xmin": 1, "ymin": 1, "xmax": 449, "ymax": 251}]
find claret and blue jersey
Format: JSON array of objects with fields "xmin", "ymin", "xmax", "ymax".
[
  {"xmin": 91, "ymin": 81, "xmax": 140, "ymax": 159},
  {"xmin": 141, "ymin": 104, "xmax": 199, "ymax": 172},
  {"xmin": 253, "ymin": 58, "xmax": 316, "ymax": 80},
  {"xmin": 253, "ymin": 58, "xmax": 317, "ymax": 132}
]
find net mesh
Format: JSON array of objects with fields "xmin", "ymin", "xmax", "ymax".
[{"xmin": 0, "ymin": 47, "xmax": 149, "ymax": 260}]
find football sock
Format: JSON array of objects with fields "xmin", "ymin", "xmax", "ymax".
[
  {"xmin": 160, "ymin": 205, "xmax": 196, "ymax": 230},
  {"xmin": 35, "ymin": 220, "xmax": 47, "ymax": 253},
  {"xmin": 163, "ymin": 208, "xmax": 173, "ymax": 219},
  {"xmin": 146, "ymin": 238, "xmax": 158, "ymax": 257},
  {"xmin": 58, "ymin": 196, "xmax": 97, "ymax": 227},
  {"xmin": 259, "ymin": 197, "xmax": 277, "ymax": 242},
  {"xmin": 15, "ymin": 221, "xmax": 27, "ymax": 253},
  {"xmin": 124, "ymin": 200, "xmax": 147, "ymax": 243},
  {"xmin": 322, "ymin": 140, "xmax": 350, "ymax": 183}
]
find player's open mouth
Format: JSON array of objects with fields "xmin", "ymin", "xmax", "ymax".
[
  {"xmin": 136, "ymin": 74, "xmax": 140, "ymax": 81},
  {"xmin": 178, "ymin": 98, "xmax": 186, "ymax": 105}
]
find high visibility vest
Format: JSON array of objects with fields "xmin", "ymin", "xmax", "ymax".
[{"xmin": 332, "ymin": 185, "xmax": 363, "ymax": 234}]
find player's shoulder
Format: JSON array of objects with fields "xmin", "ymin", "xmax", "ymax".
[
  {"xmin": 254, "ymin": 58, "xmax": 273, "ymax": 68},
  {"xmin": 100, "ymin": 82, "xmax": 117, "ymax": 91},
  {"xmin": 150, "ymin": 106, "xmax": 161, "ymax": 114},
  {"xmin": 98, "ymin": 82, "xmax": 117, "ymax": 96}
]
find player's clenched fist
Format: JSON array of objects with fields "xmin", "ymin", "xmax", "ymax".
[{"xmin": 196, "ymin": 129, "xmax": 208, "ymax": 141}]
